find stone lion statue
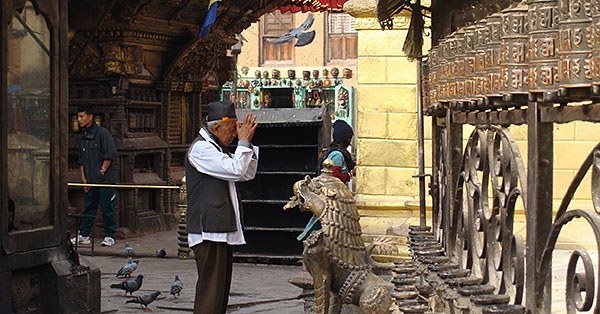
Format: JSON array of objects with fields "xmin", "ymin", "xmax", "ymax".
[{"xmin": 284, "ymin": 161, "xmax": 394, "ymax": 314}]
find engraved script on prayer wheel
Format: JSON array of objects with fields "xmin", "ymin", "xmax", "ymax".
[
  {"xmin": 437, "ymin": 38, "xmax": 450, "ymax": 104},
  {"xmin": 428, "ymin": 48, "xmax": 439, "ymax": 108},
  {"xmin": 452, "ymin": 29, "xmax": 466, "ymax": 104},
  {"xmin": 591, "ymin": 0, "xmax": 600, "ymax": 92},
  {"xmin": 557, "ymin": 0, "xmax": 593, "ymax": 97},
  {"xmin": 422, "ymin": 57, "xmax": 431, "ymax": 111},
  {"xmin": 486, "ymin": 13, "xmax": 504, "ymax": 98},
  {"xmin": 446, "ymin": 33, "xmax": 459, "ymax": 104},
  {"xmin": 474, "ymin": 19, "xmax": 490, "ymax": 101},
  {"xmin": 500, "ymin": 2, "xmax": 530, "ymax": 99},
  {"xmin": 464, "ymin": 25, "xmax": 478, "ymax": 101},
  {"xmin": 528, "ymin": 0, "xmax": 560, "ymax": 99}
]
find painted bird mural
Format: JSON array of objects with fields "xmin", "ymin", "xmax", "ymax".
[{"xmin": 268, "ymin": 13, "xmax": 316, "ymax": 47}]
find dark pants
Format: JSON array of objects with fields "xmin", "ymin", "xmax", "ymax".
[
  {"xmin": 192, "ymin": 241, "xmax": 233, "ymax": 314},
  {"xmin": 79, "ymin": 187, "xmax": 116, "ymax": 238}
]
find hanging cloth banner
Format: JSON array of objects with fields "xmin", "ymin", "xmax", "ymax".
[{"xmin": 199, "ymin": 0, "xmax": 222, "ymax": 38}]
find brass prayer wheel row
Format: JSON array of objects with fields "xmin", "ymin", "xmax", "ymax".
[{"xmin": 424, "ymin": 0, "xmax": 600, "ymax": 111}]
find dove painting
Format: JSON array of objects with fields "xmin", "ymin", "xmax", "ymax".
[
  {"xmin": 268, "ymin": 13, "xmax": 316, "ymax": 47},
  {"xmin": 110, "ymin": 274, "xmax": 143, "ymax": 296},
  {"xmin": 170, "ymin": 275, "xmax": 183, "ymax": 298},
  {"xmin": 116, "ymin": 258, "xmax": 139, "ymax": 278},
  {"xmin": 126, "ymin": 291, "xmax": 161, "ymax": 309}
]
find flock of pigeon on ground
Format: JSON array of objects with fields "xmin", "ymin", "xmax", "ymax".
[{"xmin": 109, "ymin": 242, "xmax": 183, "ymax": 311}]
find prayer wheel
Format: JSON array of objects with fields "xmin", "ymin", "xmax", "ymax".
[
  {"xmin": 453, "ymin": 29, "xmax": 467, "ymax": 104},
  {"xmin": 437, "ymin": 37, "xmax": 450, "ymax": 105},
  {"xmin": 474, "ymin": 19, "xmax": 490, "ymax": 103},
  {"xmin": 528, "ymin": 0, "xmax": 560, "ymax": 101},
  {"xmin": 486, "ymin": 13, "xmax": 504, "ymax": 100},
  {"xmin": 592, "ymin": 0, "xmax": 600, "ymax": 93},
  {"xmin": 463, "ymin": 25, "xmax": 478, "ymax": 102},
  {"xmin": 557, "ymin": 0, "xmax": 594, "ymax": 99},
  {"xmin": 427, "ymin": 48, "xmax": 439, "ymax": 109},
  {"xmin": 446, "ymin": 33, "xmax": 459, "ymax": 106},
  {"xmin": 500, "ymin": 2, "xmax": 530, "ymax": 101}
]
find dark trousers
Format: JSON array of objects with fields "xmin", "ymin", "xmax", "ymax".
[
  {"xmin": 192, "ymin": 241, "xmax": 233, "ymax": 314},
  {"xmin": 79, "ymin": 187, "xmax": 116, "ymax": 238}
]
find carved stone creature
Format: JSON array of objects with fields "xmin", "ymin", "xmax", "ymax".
[{"xmin": 284, "ymin": 161, "xmax": 394, "ymax": 314}]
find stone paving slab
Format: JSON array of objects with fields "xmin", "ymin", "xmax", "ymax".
[
  {"xmin": 88, "ymin": 256, "xmax": 305, "ymax": 313},
  {"xmin": 76, "ymin": 229, "xmax": 594, "ymax": 313}
]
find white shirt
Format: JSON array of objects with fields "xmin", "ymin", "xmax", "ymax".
[{"xmin": 187, "ymin": 128, "xmax": 259, "ymax": 247}]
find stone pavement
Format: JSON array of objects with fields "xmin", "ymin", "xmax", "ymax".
[
  {"xmin": 76, "ymin": 229, "xmax": 585, "ymax": 313},
  {"xmin": 77, "ymin": 230, "xmax": 308, "ymax": 313}
]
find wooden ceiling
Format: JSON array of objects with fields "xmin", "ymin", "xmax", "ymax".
[{"xmin": 69, "ymin": 0, "xmax": 288, "ymax": 38}]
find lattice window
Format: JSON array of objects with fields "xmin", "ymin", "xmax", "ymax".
[
  {"xmin": 261, "ymin": 11, "xmax": 294, "ymax": 64},
  {"xmin": 327, "ymin": 12, "xmax": 357, "ymax": 62}
]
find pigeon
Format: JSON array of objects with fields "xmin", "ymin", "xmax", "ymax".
[
  {"xmin": 170, "ymin": 275, "xmax": 183, "ymax": 298},
  {"xmin": 116, "ymin": 258, "xmax": 139, "ymax": 278},
  {"xmin": 110, "ymin": 274, "xmax": 144, "ymax": 296},
  {"xmin": 126, "ymin": 291, "xmax": 161, "ymax": 309},
  {"xmin": 66, "ymin": 231, "xmax": 80, "ymax": 266},
  {"xmin": 268, "ymin": 13, "xmax": 316, "ymax": 47},
  {"xmin": 124, "ymin": 242, "xmax": 134, "ymax": 257},
  {"xmin": 155, "ymin": 248, "xmax": 167, "ymax": 258},
  {"xmin": 230, "ymin": 33, "xmax": 247, "ymax": 55}
]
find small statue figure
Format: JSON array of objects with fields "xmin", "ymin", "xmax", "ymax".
[
  {"xmin": 255, "ymin": 69, "xmax": 262, "ymax": 79},
  {"xmin": 337, "ymin": 87, "xmax": 350, "ymax": 118},
  {"xmin": 302, "ymin": 70, "xmax": 311, "ymax": 80},
  {"xmin": 241, "ymin": 66, "xmax": 249, "ymax": 76},
  {"xmin": 343, "ymin": 68, "xmax": 353, "ymax": 79},
  {"xmin": 263, "ymin": 70, "xmax": 270, "ymax": 79},
  {"xmin": 330, "ymin": 67, "xmax": 340, "ymax": 79},
  {"xmin": 288, "ymin": 69, "xmax": 296, "ymax": 79},
  {"xmin": 312, "ymin": 69, "xmax": 319, "ymax": 79},
  {"xmin": 272, "ymin": 69, "xmax": 281, "ymax": 79}
]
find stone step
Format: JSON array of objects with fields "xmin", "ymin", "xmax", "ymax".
[
  {"xmin": 363, "ymin": 233, "xmax": 412, "ymax": 263},
  {"xmin": 361, "ymin": 233, "xmax": 408, "ymax": 244},
  {"xmin": 371, "ymin": 253, "xmax": 411, "ymax": 263}
]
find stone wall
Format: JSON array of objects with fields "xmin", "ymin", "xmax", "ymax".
[{"xmin": 345, "ymin": 0, "xmax": 429, "ymax": 235}]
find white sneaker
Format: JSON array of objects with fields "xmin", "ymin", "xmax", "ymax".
[
  {"xmin": 101, "ymin": 237, "xmax": 115, "ymax": 247},
  {"xmin": 71, "ymin": 234, "xmax": 91, "ymax": 245}
]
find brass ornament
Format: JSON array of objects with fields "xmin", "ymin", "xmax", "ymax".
[{"xmin": 284, "ymin": 166, "xmax": 396, "ymax": 313}]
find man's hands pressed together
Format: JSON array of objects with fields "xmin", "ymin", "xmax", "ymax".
[{"xmin": 237, "ymin": 113, "xmax": 258, "ymax": 143}]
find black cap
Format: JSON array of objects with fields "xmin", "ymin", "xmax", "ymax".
[
  {"xmin": 333, "ymin": 120, "xmax": 353, "ymax": 141},
  {"xmin": 207, "ymin": 101, "xmax": 237, "ymax": 122}
]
